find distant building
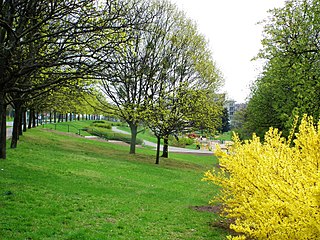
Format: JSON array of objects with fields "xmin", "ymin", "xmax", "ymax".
[{"xmin": 224, "ymin": 100, "xmax": 247, "ymax": 125}]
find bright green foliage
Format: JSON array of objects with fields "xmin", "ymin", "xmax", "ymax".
[
  {"xmin": 168, "ymin": 135, "xmax": 194, "ymax": 148},
  {"xmin": 91, "ymin": 121, "xmax": 112, "ymax": 129},
  {"xmin": 204, "ymin": 115, "xmax": 320, "ymax": 239},
  {"xmin": 85, "ymin": 126, "xmax": 144, "ymax": 145},
  {"xmin": 246, "ymin": 0, "xmax": 320, "ymax": 138}
]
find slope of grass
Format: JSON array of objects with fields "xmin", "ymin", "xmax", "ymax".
[
  {"xmin": 41, "ymin": 120, "xmax": 94, "ymax": 136},
  {"xmin": 0, "ymin": 128, "xmax": 226, "ymax": 239}
]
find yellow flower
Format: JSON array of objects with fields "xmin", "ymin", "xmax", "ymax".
[{"xmin": 204, "ymin": 115, "xmax": 320, "ymax": 239}]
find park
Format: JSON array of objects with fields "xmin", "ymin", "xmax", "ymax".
[{"xmin": 1, "ymin": 0, "xmax": 320, "ymax": 239}]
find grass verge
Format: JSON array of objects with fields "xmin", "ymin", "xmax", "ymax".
[{"xmin": 0, "ymin": 128, "xmax": 226, "ymax": 239}]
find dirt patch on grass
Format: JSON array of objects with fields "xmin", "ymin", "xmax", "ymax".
[
  {"xmin": 191, "ymin": 204, "xmax": 239, "ymax": 237},
  {"xmin": 191, "ymin": 205, "xmax": 222, "ymax": 213}
]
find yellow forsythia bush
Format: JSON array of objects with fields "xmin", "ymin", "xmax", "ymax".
[{"xmin": 203, "ymin": 115, "xmax": 320, "ymax": 239}]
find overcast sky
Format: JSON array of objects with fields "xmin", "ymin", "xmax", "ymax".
[{"xmin": 170, "ymin": 0, "xmax": 286, "ymax": 103}]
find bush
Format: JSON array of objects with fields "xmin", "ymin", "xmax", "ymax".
[
  {"xmin": 110, "ymin": 122, "xmax": 126, "ymax": 127},
  {"xmin": 203, "ymin": 115, "xmax": 320, "ymax": 239},
  {"xmin": 92, "ymin": 120, "xmax": 107, "ymax": 124},
  {"xmin": 169, "ymin": 136, "xmax": 194, "ymax": 147},
  {"xmin": 91, "ymin": 121, "xmax": 112, "ymax": 129},
  {"xmin": 86, "ymin": 127, "xmax": 143, "ymax": 145}
]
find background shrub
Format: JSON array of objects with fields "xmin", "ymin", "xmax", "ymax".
[
  {"xmin": 91, "ymin": 122, "xmax": 112, "ymax": 129},
  {"xmin": 203, "ymin": 115, "xmax": 320, "ymax": 239},
  {"xmin": 92, "ymin": 120, "xmax": 107, "ymax": 124},
  {"xmin": 86, "ymin": 127, "xmax": 143, "ymax": 145},
  {"xmin": 169, "ymin": 136, "xmax": 194, "ymax": 147}
]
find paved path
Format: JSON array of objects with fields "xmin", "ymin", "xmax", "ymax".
[
  {"xmin": 6, "ymin": 122, "xmax": 13, "ymax": 139},
  {"xmin": 5, "ymin": 124, "xmax": 214, "ymax": 154},
  {"xmin": 111, "ymin": 127, "xmax": 213, "ymax": 154}
]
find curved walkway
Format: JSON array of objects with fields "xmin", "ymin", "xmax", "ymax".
[
  {"xmin": 111, "ymin": 127, "xmax": 213, "ymax": 154},
  {"xmin": 5, "ymin": 124, "xmax": 214, "ymax": 154}
]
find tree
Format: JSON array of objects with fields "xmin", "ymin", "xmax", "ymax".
[
  {"xmin": 96, "ymin": 0, "xmax": 178, "ymax": 154},
  {"xmin": 147, "ymin": 89, "xmax": 222, "ymax": 163},
  {"xmin": 246, "ymin": 0, "xmax": 320, "ymax": 138},
  {"xmin": 144, "ymin": 11, "xmax": 222, "ymax": 163},
  {"xmin": 230, "ymin": 107, "xmax": 250, "ymax": 139},
  {"xmin": 219, "ymin": 108, "xmax": 230, "ymax": 133}
]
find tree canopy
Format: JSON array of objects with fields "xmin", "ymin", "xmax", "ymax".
[{"xmin": 244, "ymin": 0, "xmax": 320, "ymax": 138}]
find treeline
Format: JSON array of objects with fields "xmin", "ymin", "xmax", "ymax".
[
  {"xmin": 234, "ymin": 0, "xmax": 320, "ymax": 140},
  {"xmin": 0, "ymin": 0, "xmax": 223, "ymax": 159}
]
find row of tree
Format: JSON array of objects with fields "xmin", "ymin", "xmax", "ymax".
[
  {"xmin": 1, "ymin": 0, "xmax": 223, "ymax": 160},
  {"xmin": 0, "ymin": 0, "xmax": 147, "ymax": 159},
  {"xmin": 234, "ymin": 0, "xmax": 320, "ymax": 140}
]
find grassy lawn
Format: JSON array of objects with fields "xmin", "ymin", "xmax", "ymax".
[
  {"xmin": 41, "ymin": 121, "xmax": 94, "ymax": 136},
  {"xmin": 0, "ymin": 127, "xmax": 226, "ymax": 239},
  {"xmin": 214, "ymin": 132, "xmax": 232, "ymax": 142}
]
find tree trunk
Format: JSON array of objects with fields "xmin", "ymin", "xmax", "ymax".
[
  {"xmin": 11, "ymin": 102, "xmax": 22, "ymax": 149},
  {"xmin": 155, "ymin": 136, "xmax": 161, "ymax": 164},
  {"xmin": 69, "ymin": 112, "xmax": 72, "ymax": 122},
  {"xmin": 0, "ymin": 94, "xmax": 7, "ymax": 159},
  {"xmin": 129, "ymin": 122, "xmax": 138, "ymax": 154},
  {"xmin": 65, "ymin": 113, "xmax": 68, "ymax": 122},
  {"xmin": 32, "ymin": 111, "xmax": 36, "ymax": 127},
  {"xmin": 161, "ymin": 135, "xmax": 169, "ymax": 158}
]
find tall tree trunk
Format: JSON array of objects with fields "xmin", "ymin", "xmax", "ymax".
[
  {"xmin": 129, "ymin": 122, "xmax": 138, "ymax": 154},
  {"xmin": 32, "ymin": 110, "xmax": 36, "ymax": 127},
  {"xmin": 0, "ymin": 93, "xmax": 7, "ymax": 159},
  {"xmin": 65, "ymin": 113, "xmax": 68, "ymax": 122},
  {"xmin": 155, "ymin": 136, "xmax": 161, "ymax": 164},
  {"xmin": 69, "ymin": 112, "xmax": 72, "ymax": 122},
  {"xmin": 54, "ymin": 111, "xmax": 57, "ymax": 123},
  {"xmin": 11, "ymin": 102, "xmax": 22, "ymax": 149},
  {"xmin": 161, "ymin": 135, "xmax": 169, "ymax": 158}
]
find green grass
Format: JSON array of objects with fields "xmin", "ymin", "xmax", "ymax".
[
  {"xmin": 214, "ymin": 132, "xmax": 232, "ymax": 142},
  {"xmin": 0, "ymin": 127, "xmax": 226, "ymax": 239},
  {"xmin": 6, "ymin": 116, "xmax": 14, "ymax": 122},
  {"xmin": 41, "ymin": 121, "xmax": 95, "ymax": 136}
]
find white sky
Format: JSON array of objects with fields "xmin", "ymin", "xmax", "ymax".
[{"xmin": 170, "ymin": 0, "xmax": 286, "ymax": 103}]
